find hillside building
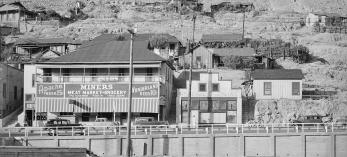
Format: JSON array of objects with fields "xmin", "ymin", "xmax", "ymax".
[
  {"xmin": 306, "ymin": 12, "xmax": 347, "ymax": 27},
  {"xmin": 251, "ymin": 69, "xmax": 304, "ymax": 100},
  {"xmin": 176, "ymin": 72, "xmax": 242, "ymax": 125},
  {"xmin": 0, "ymin": 2, "xmax": 36, "ymax": 28},
  {"xmin": 23, "ymin": 34, "xmax": 174, "ymax": 126},
  {"xmin": 0, "ymin": 63, "xmax": 23, "ymax": 127}
]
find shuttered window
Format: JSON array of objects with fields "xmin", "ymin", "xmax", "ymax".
[
  {"xmin": 264, "ymin": 82, "xmax": 272, "ymax": 95},
  {"xmin": 292, "ymin": 82, "xmax": 300, "ymax": 95}
]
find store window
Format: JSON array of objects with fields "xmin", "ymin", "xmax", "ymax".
[
  {"xmin": 227, "ymin": 111, "xmax": 237, "ymax": 123},
  {"xmin": 191, "ymin": 100, "xmax": 199, "ymax": 110},
  {"xmin": 227, "ymin": 101, "xmax": 237, "ymax": 111},
  {"xmin": 199, "ymin": 83, "xmax": 206, "ymax": 92},
  {"xmin": 181, "ymin": 100, "xmax": 188, "ymax": 111},
  {"xmin": 264, "ymin": 82, "xmax": 272, "ymax": 95},
  {"xmin": 199, "ymin": 101, "xmax": 208, "ymax": 111}
]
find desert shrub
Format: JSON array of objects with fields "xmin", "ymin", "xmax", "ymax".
[{"xmin": 149, "ymin": 35, "xmax": 169, "ymax": 49}]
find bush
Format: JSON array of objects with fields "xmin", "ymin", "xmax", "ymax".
[{"xmin": 149, "ymin": 35, "xmax": 169, "ymax": 49}]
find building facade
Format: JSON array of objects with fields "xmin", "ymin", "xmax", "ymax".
[
  {"xmin": 176, "ymin": 72, "xmax": 242, "ymax": 125},
  {"xmin": 0, "ymin": 63, "xmax": 23, "ymax": 127},
  {"xmin": 23, "ymin": 34, "xmax": 174, "ymax": 126},
  {"xmin": 252, "ymin": 69, "xmax": 303, "ymax": 100},
  {"xmin": 0, "ymin": 2, "xmax": 35, "ymax": 28}
]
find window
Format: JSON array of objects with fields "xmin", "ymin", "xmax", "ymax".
[
  {"xmin": 227, "ymin": 111, "xmax": 237, "ymax": 123},
  {"xmin": 199, "ymin": 101, "xmax": 208, "ymax": 111},
  {"xmin": 264, "ymin": 82, "xmax": 272, "ymax": 95},
  {"xmin": 199, "ymin": 83, "xmax": 206, "ymax": 92},
  {"xmin": 14, "ymin": 86, "xmax": 17, "ymax": 100},
  {"xmin": 292, "ymin": 82, "xmax": 300, "ymax": 95},
  {"xmin": 36, "ymin": 112, "xmax": 47, "ymax": 120},
  {"xmin": 191, "ymin": 100, "xmax": 199, "ymax": 110},
  {"xmin": 212, "ymin": 83, "xmax": 219, "ymax": 92},
  {"xmin": 60, "ymin": 112, "xmax": 73, "ymax": 116},
  {"xmin": 25, "ymin": 94, "xmax": 34, "ymax": 102},
  {"xmin": 2, "ymin": 83, "xmax": 6, "ymax": 98},
  {"xmin": 181, "ymin": 100, "xmax": 188, "ymax": 111},
  {"xmin": 227, "ymin": 101, "xmax": 237, "ymax": 111},
  {"xmin": 212, "ymin": 101, "xmax": 220, "ymax": 111},
  {"xmin": 32, "ymin": 74, "xmax": 35, "ymax": 87},
  {"xmin": 196, "ymin": 56, "xmax": 201, "ymax": 62}
]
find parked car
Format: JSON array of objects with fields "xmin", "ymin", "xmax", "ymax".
[
  {"xmin": 291, "ymin": 115, "xmax": 325, "ymax": 126},
  {"xmin": 45, "ymin": 118, "xmax": 85, "ymax": 136},
  {"xmin": 133, "ymin": 117, "xmax": 169, "ymax": 128},
  {"xmin": 335, "ymin": 117, "xmax": 347, "ymax": 127}
]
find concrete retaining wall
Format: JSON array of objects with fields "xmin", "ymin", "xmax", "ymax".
[{"xmin": 13, "ymin": 132, "xmax": 347, "ymax": 157}]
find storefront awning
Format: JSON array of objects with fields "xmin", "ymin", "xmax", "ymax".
[{"xmin": 35, "ymin": 98, "xmax": 159, "ymax": 113}]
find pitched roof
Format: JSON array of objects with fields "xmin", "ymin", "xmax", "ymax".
[
  {"xmin": 0, "ymin": 2, "xmax": 27, "ymax": 12},
  {"xmin": 211, "ymin": 47, "xmax": 256, "ymax": 57},
  {"xmin": 92, "ymin": 33, "xmax": 180, "ymax": 43},
  {"xmin": 15, "ymin": 38, "xmax": 82, "ymax": 45},
  {"xmin": 45, "ymin": 39, "xmax": 166, "ymax": 63},
  {"xmin": 201, "ymin": 33, "xmax": 243, "ymax": 43},
  {"xmin": 252, "ymin": 69, "xmax": 304, "ymax": 80}
]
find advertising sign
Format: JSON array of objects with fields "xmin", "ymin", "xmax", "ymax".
[
  {"xmin": 36, "ymin": 83, "xmax": 159, "ymax": 98},
  {"xmin": 36, "ymin": 84, "xmax": 64, "ymax": 97}
]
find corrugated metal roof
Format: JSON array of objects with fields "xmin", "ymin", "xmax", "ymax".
[
  {"xmin": 15, "ymin": 38, "xmax": 82, "ymax": 45},
  {"xmin": 211, "ymin": 47, "xmax": 255, "ymax": 57},
  {"xmin": 201, "ymin": 33, "xmax": 243, "ymax": 42},
  {"xmin": 252, "ymin": 69, "xmax": 304, "ymax": 80},
  {"xmin": 45, "ymin": 39, "xmax": 166, "ymax": 63}
]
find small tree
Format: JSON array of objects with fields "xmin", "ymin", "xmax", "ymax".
[{"xmin": 222, "ymin": 56, "xmax": 243, "ymax": 69}]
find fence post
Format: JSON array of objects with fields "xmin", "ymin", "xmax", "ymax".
[
  {"xmin": 272, "ymin": 124, "xmax": 274, "ymax": 133},
  {"xmin": 331, "ymin": 123, "xmax": 334, "ymax": 132},
  {"xmin": 256, "ymin": 124, "xmax": 259, "ymax": 134},
  {"xmin": 166, "ymin": 125, "xmax": 168, "ymax": 135},
  {"xmin": 226, "ymin": 124, "xmax": 229, "ymax": 134},
  {"xmin": 40, "ymin": 127, "xmax": 43, "ymax": 136},
  {"xmin": 103, "ymin": 126, "xmax": 106, "ymax": 135},
  {"xmin": 150, "ymin": 126, "xmax": 152, "ymax": 135},
  {"xmin": 241, "ymin": 125, "xmax": 244, "ymax": 134},
  {"xmin": 180, "ymin": 125, "xmax": 183, "ymax": 134},
  {"xmin": 302, "ymin": 124, "xmax": 304, "ymax": 133},
  {"xmin": 134, "ymin": 126, "xmax": 137, "ymax": 135},
  {"xmin": 316, "ymin": 124, "xmax": 319, "ymax": 132},
  {"xmin": 88, "ymin": 126, "xmax": 90, "ymax": 136},
  {"xmin": 195, "ymin": 126, "xmax": 198, "ymax": 134},
  {"xmin": 72, "ymin": 126, "xmax": 74, "ymax": 136},
  {"xmin": 211, "ymin": 124, "xmax": 214, "ymax": 134},
  {"xmin": 56, "ymin": 127, "xmax": 58, "ymax": 136},
  {"xmin": 8, "ymin": 128, "xmax": 11, "ymax": 137},
  {"xmin": 176, "ymin": 127, "xmax": 178, "ymax": 134}
]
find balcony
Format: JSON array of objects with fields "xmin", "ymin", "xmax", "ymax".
[{"xmin": 36, "ymin": 73, "xmax": 165, "ymax": 83}]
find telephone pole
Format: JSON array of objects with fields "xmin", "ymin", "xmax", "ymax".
[
  {"xmin": 187, "ymin": 14, "xmax": 196, "ymax": 126},
  {"xmin": 126, "ymin": 29, "xmax": 135, "ymax": 157}
]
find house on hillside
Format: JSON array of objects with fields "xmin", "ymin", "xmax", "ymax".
[
  {"xmin": 190, "ymin": 47, "xmax": 256, "ymax": 69},
  {"xmin": 251, "ymin": 69, "xmax": 304, "ymax": 100},
  {"xmin": 0, "ymin": 63, "xmax": 23, "ymax": 127},
  {"xmin": 13, "ymin": 38, "xmax": 82, "ymax": 62},
  {"xmin": 306, "ymin": 12, "xmax": 347, "ymax": 27},
  {"xmin": 23, "ymin": 33, "xmax": 174, "ymax": 127},
  {"xmin": 0, "ymin": 2, "xmax": 36, "ymax": 28},
  {"xmin": 176, "ymin": 72, "xmax": 242, "ymax": 125}
]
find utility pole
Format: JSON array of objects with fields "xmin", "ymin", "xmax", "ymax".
[
  {"xmin": 187, "ymin": 14, "xmax": 196, "ymax": 126},
  {"xmin": 242, "ymin": 8, "xmax": 245, "ymax": 40},
  {"xmin": 126, "ymin": 29, "xmax": 135, "ymax": 157}
]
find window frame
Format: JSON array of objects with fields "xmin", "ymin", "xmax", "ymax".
[
  {"xmin": 292, "ymin": 82, "xmax": 300, "ymax": 95},
  {"xmin": 212, "ymin": 83, "xmax": 219, "ymax": 92},
  {"xmin": 199, "ymin": 83, "xmax": 206, "ymax": 92},
  {"xmin": 264, "ymin": 82, "xmax": 272, "ymax": 95}
]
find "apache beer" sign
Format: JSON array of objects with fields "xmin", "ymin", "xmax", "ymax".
[{"xmin": 36, "ymin": 83, "xmax": 159, "ymax": 98}]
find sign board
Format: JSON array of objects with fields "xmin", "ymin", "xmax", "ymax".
[
  {"xmin": 37, "ymin": 83, "xmax": 159, "ymax": 98},
  {"xmin": 36, "ymin": 84, "xmax": 64, "ymax": 97}
]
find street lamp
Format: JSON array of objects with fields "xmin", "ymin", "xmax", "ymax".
[{"xmin": 126, "ymin": 28, "xmax": 135, "ymax": 157}]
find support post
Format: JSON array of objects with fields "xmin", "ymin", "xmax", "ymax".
[
  {"xmin": 301, "ymin": 134, "xmax": 306, "ymax": 157},
  {"xmin": 210, "ymin": 136, "xmax": 215, "ymax": 157},
  {"xmin": 239, "ymin": 135, "xmax": 245, "ymax": 157},
  {"xmin": 179, "ymin": 136, "xmax": 184, "ymax": 157},
  {"xmin": 147, "ymin": 136, "xmax": 153, "ymax": 156},
  {"xmin": 331, "ymin": 135, "xmax": 336, "ymax": 157}
]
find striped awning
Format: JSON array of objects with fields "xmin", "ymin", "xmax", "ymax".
[{"xmin": 35, "ymin": 98, "xmax": 159, "ymax": 113}]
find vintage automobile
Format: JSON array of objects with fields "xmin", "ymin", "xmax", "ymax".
[
  {"xmin": 133, "ymin": 117, "xmax": 169, "ymax": 128},
  {"xmin": 45, "ymin": 118, "xmax": 85, "ymax": 136}
]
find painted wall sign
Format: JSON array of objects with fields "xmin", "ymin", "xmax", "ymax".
[
  {"xmin": 36, "ymin": 84, "xmax": 64, "ymax": 97},
  {"xmin": 36, "ymin": 83, "xmax": 159, "ymax": 98}
]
